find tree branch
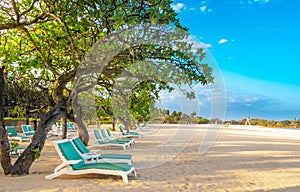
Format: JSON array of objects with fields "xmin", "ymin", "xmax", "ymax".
[{"xmin": 21, "ymin": 26, "xmax": 59, "ymax": 76}]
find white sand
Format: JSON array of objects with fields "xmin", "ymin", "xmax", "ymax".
[{"xmin": 1, "ymin": 125, "xmax": 300, "ymax": 192}]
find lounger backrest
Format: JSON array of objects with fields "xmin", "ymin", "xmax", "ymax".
[
  {"xmin": 67, "ymin": 122, "xmax": 77, "ymax": 130},
  {"xmin": 22, "ymin": 125, "xmax": 35, "ymax": 136},
  {"xmin": 94, "ymin": 130, "xmax": 107, "ymax": 144},
  {"xmin": 72, "ymin": 138, "xmax": 90, "ymax": 154},
  {"xmin": 58, "ymin": 141, "xmax": 84, "ymax": 169},
  {"xmin": 100, "ymin": 129, "xmax": 108, "ymax": 139},
  {"xmin": 94, "ymin": 130, "xmax": 101, "ymax": 140},
  {"xmin": 28, "ymin": 125, "xmax": 34, "ymax": 132},
  {"xmin": 22, "ymin": 125, "xmax": 29, "ymax": 133},
  {"xmin": 118, "ymin": 126, "xmax": 125, "ymax": 135},
  {"xmin": 56, "ymin": 122, "xmax": 62, "ymax": 128},
  {"xmin": 106, "ymin": 129, "xmax": 112, "ymax": 137},
  {"xmin": 6, "ymin": 126, "xmax": 18, "ymax": 137}
]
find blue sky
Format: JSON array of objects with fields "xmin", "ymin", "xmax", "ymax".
[{"xmin": 165, "ymin": 0, "xmax": 300, "ymax": 120}]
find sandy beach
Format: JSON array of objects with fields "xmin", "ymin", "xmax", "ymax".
[{"xmin": 1, "ymin": 124, "xmax": 300, "ymax": 192}]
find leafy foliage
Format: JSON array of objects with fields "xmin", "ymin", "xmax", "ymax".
[{"xmin": 0, "ymin": 0, "xmax": 214, "ymax": 175}]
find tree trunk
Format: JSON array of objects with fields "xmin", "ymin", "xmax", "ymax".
[
  {"xmin": 33, "ymin": 113, "xmax": 38, "ymax": 131},
  {"xmin": 0, "ymin": 66, "xmax": 13, "ymax": 175},
  {"xmin": 51, "ymin": 72, "xmax": 74, "ymax": 140},
  {"xmin": 0, "ymin": 125, "xmax": 12, "ymax": 175},
  {"xmin": 112, "ymin": 116, "xmax": 116, "ymax": 131},
  {"xmin": 61, "ymin": 113, "xmax": 67, "ymax": 139},
  {"xmin": 25, "ymin": 108, "xmax": 30, "ymax": 125},
  {"xmin": 72, "ymin": 93, "xmax": 89, "ymax": 145},
  {"xmin": 118, "ymin": 116, "xmax": 131, "ymax": 131},
  {"xmin": 9, "ymin": 70, "xmax": 74, "ymax": 175},
  {"xmin": 10, "ymin": 102, "xmax": 66, "ymax": 174}
]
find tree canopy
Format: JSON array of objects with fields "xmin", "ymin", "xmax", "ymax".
[{"xmin": 0, "ymin": 0, "xmax": 213, "ymax": 176}]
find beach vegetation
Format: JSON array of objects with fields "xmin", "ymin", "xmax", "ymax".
[
  {"xmin": 152, "ymin": 109, "xmax": 210, "ymax": 124},
  {"xmin": 226, "ymin": 118, "xmax": 300, "ymax": 128}
]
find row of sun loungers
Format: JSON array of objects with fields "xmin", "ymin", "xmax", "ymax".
[
  {"xmin": 6, "ymin": 125, "xmax": 32, "ymax": 143},
  {"xmin": 93, "ymin": 128, "xmax": 135, "ymax": 150},
  {"xmin": 5, "ymin": 123, "xmax": 142, "ymax": 183}
]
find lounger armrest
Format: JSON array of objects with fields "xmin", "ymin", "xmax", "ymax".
[
  {"xmin": 91, "ymin": 140, "xmax": 99, "ymax": 145},
  {"xmin": 54, "ymin": 160, "xmax": 82, "ymax": 172},
  {"xmin": 68, "ymin": 160, "xmax": 82, "ymax": 165},
  {"xmin": 91, "ymin": 139, "xmax": 107, "ymax": 146},
  {"xmin": 89, "ymin": 149, "xmax": 100, "ymax": 153},
  {"xmin": 96, "ymin": 138, "xmax": 110, "ymax": 142},
  {"xmin": 86, "ymin": 145, "xmax": 94, "ymax": 149},
  {"xmin": 115, "ymin": 132, "xmax": 123, "ymax": 138},
  {"xmin": 81, "ymin": 154, "xmax": 98, "ymax": 162},
  {"xmin": 110, "ymin": 136, "xmax": 117, "ymax": 139}
]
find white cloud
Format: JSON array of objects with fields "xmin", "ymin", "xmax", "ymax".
[
  {"xmin": 193, "ymin": 41, "xmax": 212, "ymax": 49},
  {"xmin": 172, "ymin": 3, "xmax": 185, "ymax": 12},
  {"xmin": 200, "ymin": 5, "xmax": 212, "ymax": 13},
  {"xmin": 187, "ymin": 35, "xmax": 212, "ymax": 51},
  {"xmin": 218, "ymin": 38, "xmax": 229, "ymax": 44},
  {"xmin": 200, "ymin": 6, "xmax": 207, "ymax": 12},
  {"xmin": 241, "ymin": 0, "xmax": 271, "ymax": 5}
]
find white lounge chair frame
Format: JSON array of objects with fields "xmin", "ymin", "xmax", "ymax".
[
  {"xmin": 70, "ymin": 137, "xmax": 133, "ymax": 165},
  {"xmin": 101, "ymin": 128, "xmax": 134, "ymax": 146},
  {"xmin": 93, "ymin": 130, "xmax": 129, "ymax": 150},
  {"xmin": 6, "ymin": 126, "xmax": 31, "ymax": 143},
  {"xmin": 45, "ymin": 139, "xmax": 136, "ymax": 183},
  {"xmin": 50, "ymin": 124, "xmax": 71, "ymax": 137},
  {"xmin": 21, "ymin": 125, "xmax": 35, "ymax": 136},
  {"xmin": 118, "ymin": 125, "xmax": 141, "ymax": 138}
]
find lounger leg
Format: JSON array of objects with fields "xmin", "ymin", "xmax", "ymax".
[
  {"xmin": 121, "ymin": 174, "xmax": 129, "ymax": 183},
  {"xmin": 133, "ymin": 169, "xmax": 137, "ymax": 178},
  {"xmin": 45, "ymin": 171, "xmax": 64, "ymax": 179}
]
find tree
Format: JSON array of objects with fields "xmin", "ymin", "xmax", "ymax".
[
  {"xmin": 0, "ymin": 0, "xmax": 213, "ymax": 176},
  {"xmin": 190, "ymin": 111, "xmax": 197, "ymax": 118},
  {"xmin": 197, "ymin": 117, "xmax": 209, "ymax": 124},
  {"xmin": 130, "ymin": 89, "xmax": 154, "ymax": 126},
  {"xmin": 0, "ymin": 66, "xmax": 11, "ymax": 175},
  {"xmin": 181, "ymin": 113, "xmax": 191, "ymax": 124},
  {"xmin": 5, "ymin": 76, "xmax": 52, "ymax": 124}
]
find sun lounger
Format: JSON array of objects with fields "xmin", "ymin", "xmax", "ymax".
[
  {"xmin": 50, "ymin": 124, "xmax": 63, "ymax": 137},
  {"xmin": 93, "ymin": 130, "xmax": 129, "ymax": 150},
  {"xmin": 100, "ymin": 128, "xmax": 134, "ymax": 145},
  {"xmin": 71, "ymin": 137, "xmax": 133, "ymax": 165},
  {"xmin": 135, "ymin": 124, "xmax": 154, "ymax": 131},
  {"xmin": 105, "ymin": 128, "xmax": 134, "ymax": 144},
  {"xmin": 45, "ymin": 139, "xmax": 136, "ymax": 183},
  {"xmin": 21, "ymin": 125, "xmax": 35, "ymax": 136},
  {"xmin": 50, "ymin": 124, "xmax": 71, "ymax": 137},
  {"xmin": 22, "ymin": 124, "xmax": 51, "ymax": 138},
  {"xmin": 118, "ymin": 125, "xmax": 141, "ymax": 138},
  {"xmin": 67, "ymin": 122, "xmax": 77, "ymax": 132},
  {"xmin": 9, "ymin": 142, "xmax": 26, "ymax": 156},
  {"xmin": 6, "ymin": 126, "xmax": 31, "ymax": 143}
]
